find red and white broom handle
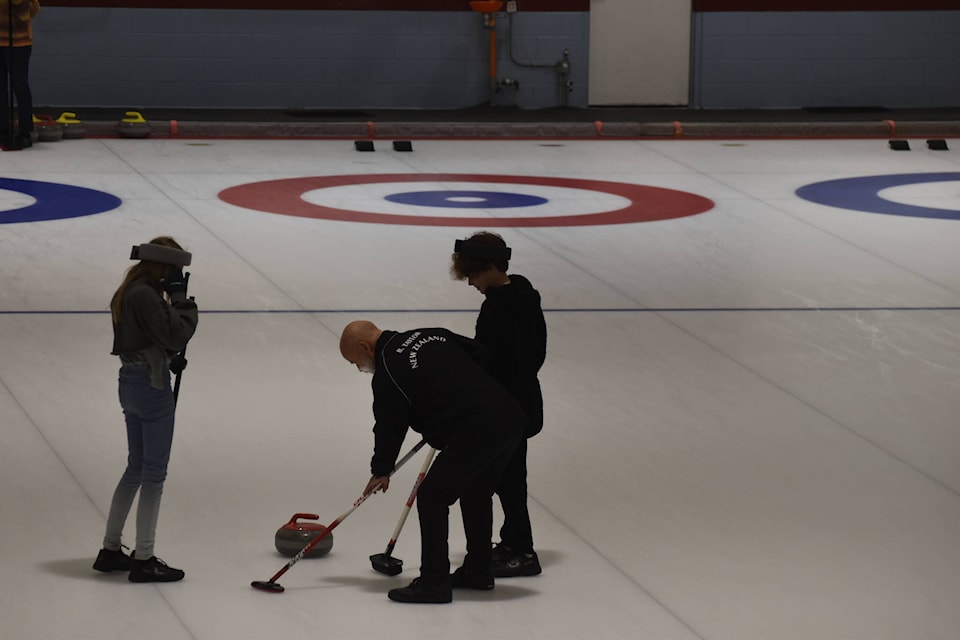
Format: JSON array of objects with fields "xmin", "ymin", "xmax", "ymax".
[
  {"xmin": 266, "ymin": 438, "xmax": 427, "ymax": 583},
  {"xmin": 383, "ymin": 446, "xmax": 436, "ymax": 556}
]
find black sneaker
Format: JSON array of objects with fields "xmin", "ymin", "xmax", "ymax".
[
  {"xmin": 387, "ymin": 577, "xmax": 452, "ymax": 604},
  {"xmin": 450, "ymin": 566, "xmax": 494, "ymax": 590},
  {"xmin": 93, "ymin": 548, "xmax": 131, "ymax": 573},
  {"xmin": 128, "ymin": 556, "xmax": 185, "ymax": 583},
  {"xmin": 491, "ymin": 549, "xmax": 541, "ymax": 577}
]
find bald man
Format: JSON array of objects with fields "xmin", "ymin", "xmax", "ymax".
[{"xmin": 340, "ymin": 320, "xmax": 527, "ymax": 603}]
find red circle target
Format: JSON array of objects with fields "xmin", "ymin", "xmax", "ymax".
[{"xmin": 218, "ymin": 174, "xmax": 714, "ymax": 227}]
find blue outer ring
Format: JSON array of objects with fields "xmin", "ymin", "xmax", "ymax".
[
  {"xmin": 0, "ymin": 178, "xmax": 122, "ymax": 224},
  {"xmin": 796, "ymin": 172, "xmax": 960, "ymax": 220}
]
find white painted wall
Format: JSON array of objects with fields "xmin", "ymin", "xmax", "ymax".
[{"xmin": 588, "ymin": 0, "xmax": 691, "ymax": 105}]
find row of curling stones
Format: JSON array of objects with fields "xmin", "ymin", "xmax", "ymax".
[
  {"xmin": 275, "ymin": 513, "xmax": 334, "ymax": 558},
  {"xmin": 32, "ymin": 112, "xmax": 87, "ymax": 142},
  {"xmin": 33, "ymin": 111, "xmax": 152, "ymax": 140}
]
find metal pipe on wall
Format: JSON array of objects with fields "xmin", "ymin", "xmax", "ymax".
[{"xmin": 505, "ymin": 10, "xmax": 573, "ymax": 106}]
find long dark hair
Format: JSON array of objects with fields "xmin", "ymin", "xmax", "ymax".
[{"xmin": 110, "ymin": 236, "xmax": 184, "ymax": 323}]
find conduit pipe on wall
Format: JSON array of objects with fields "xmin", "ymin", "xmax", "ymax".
[
  {"xmin": 469, "ymin": 1, "xmax": 573, "ymax": 107},
  {"xmin": 505, "ymin": 11, "xmax": 573, "ymax": 106},
  {"xmin": 469, "ymin": 1, "xmax": 503, "ymax": 104}
]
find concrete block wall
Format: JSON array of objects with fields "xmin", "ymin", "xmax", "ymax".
[
  {"xmin": 693, "ymin": 10, "xmax": 960, "ymax": 109},
  {"xmin": 29, "ymin": 7, "xmax": 590, "ymax": 111},
  {"xmin": 28, "ymin": 5, "xmax": 959, "ymax": 112},
  {"xmin": 495, "ymin": 11, "xmax": 588, "ymax": 109}
]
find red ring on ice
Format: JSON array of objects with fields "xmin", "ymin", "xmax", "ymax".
[{"xmin": 218, "ymin": 174, "xmax": 714, "ymax": 227}]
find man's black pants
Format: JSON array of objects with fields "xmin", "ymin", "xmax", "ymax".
[{"xmin": 415, "ymin": 417, "xmax": 522, "ymax": 584}]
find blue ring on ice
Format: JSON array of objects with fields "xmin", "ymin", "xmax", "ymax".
[
  {"xmin": 384, "ymin": 190, "xmax": 548, "ymax": 209},
  {"xmin": 0, "ymin": 178, "xmax": 122, "ymax": 224},
  {"xmin": 796, "ymin": 172, "xmax": 960, "ymax": 220}
]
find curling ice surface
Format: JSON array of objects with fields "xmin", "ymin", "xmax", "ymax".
[{"xmin": 1, "ymin": 138, "xmax": 959, "ymax": 640}]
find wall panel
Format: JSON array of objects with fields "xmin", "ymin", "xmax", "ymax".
[
  {"xmin": 692, "ymin": 10, "xmax": 960, "ymax": 108},
  {"xmin": 45, "ymin": 1, "xmax": 589, "ymax": 10},
  {"xmin": 31, "ymin": 6, "xmax": 589, "ymax": 110}
]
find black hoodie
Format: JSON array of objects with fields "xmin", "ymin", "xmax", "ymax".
[{"xmin": 475, "ymin": 273, "xmax": 546, "ymax": 436}]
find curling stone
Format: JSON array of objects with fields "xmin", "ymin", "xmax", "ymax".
[
  {"xmin": 56, "ymin": 112, "xmax": 86, "ymax": 139},
  {"xmin": 118, "ymin": 111, "xmax": 151, "ymax": 138},
  {"xmin": 274, "ymin": 513, "xmax": 334, "ymax": 558},
  {"xmin": 33, "ymin": 114, "xmax": 63, "ymax": 142}
]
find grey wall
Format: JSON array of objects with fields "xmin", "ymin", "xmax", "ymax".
[
  {"xmin": 28, "ymin": 7, "xmax": 960, "ymax": 112},
  {"xmin": 692, "ymin": 10, "xmax": 960, "ymax": 109},
  {"xmin": 29, "ymin": 8, "xmax": 589, "ymax": 111}
]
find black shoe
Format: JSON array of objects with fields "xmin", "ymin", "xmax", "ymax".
[
  {"xmin": 492, "ymin": 549, "xmax": 541, "ymax": 577},
  {"xmin": 93, "ymin": 548, "xmax": 131, "ymax": 573},
  {"xmin": 450, "ymin": 566, "xmax": 494, "ymax": 590},
  {"xmin": 387, "ymin": 577, "xmax": 452, "ymax": 604},
  {"xmin": 491, "ymin": 542, "xmax": 511, "ymax": 563},
  {"xmin": 14, "ymin": 133, "xmax": 32, "ymax": 149},
  {"xmin": 128, "ymin": 556, "xmax": 185, "ymax": 583}
]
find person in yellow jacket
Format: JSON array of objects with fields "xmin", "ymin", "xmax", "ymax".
[{"xmin": 1, "ymin": 0, "xmax": 39, "ymax": 149}]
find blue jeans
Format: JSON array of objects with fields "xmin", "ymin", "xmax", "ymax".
[{"xmin": 102, "ymin": 365, "xmax": 176, "ymax": 559}]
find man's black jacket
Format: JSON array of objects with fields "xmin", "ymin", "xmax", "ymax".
[{"xmin": 368, "ymin": 327, "xmax": 527, "ymax": 476}]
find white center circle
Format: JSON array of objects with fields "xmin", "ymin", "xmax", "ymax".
[
  {"xmin": 877, "ymin": 181, "xmax": 960, "ymax": 208},
  {"xmin": 0, "ymin": 189, "xmax": 38, "ymax": 211}
]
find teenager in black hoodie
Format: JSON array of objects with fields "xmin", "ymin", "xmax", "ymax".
[{"xmin": 451, "ymin": 232, "xmax": 547, "ymax": 577}]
